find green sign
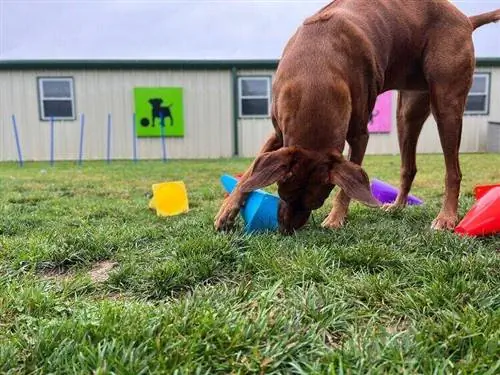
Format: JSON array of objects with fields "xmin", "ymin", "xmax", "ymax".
[{"xmin": 134, "ymin": 87, "xmax": 184, "ymax": 137}]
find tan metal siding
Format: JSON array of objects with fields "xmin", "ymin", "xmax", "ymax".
[{"xmin": 0, "ymin": 69, "xmax": 233, "ymax": 161}]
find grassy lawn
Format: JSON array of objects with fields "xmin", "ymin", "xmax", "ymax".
[{"xmin": 0, "ymin": 154, "xmax": 499, "ymax": 374}]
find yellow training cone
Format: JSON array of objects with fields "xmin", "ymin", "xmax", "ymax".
[{"xmin": 149, "ymin": 181, "xmax": 189, "ymax": 217}]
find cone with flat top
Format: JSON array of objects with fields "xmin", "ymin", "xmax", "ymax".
[
  {"xmin": 370, "ymin": 178, "xmax": 423, "ymax": 205},
  {"xmin": 473, "ymin": 183, "xmax": 500, "ymax": 200},
  {"xmin": 220, "ymin": 174, "xmax": 279, "ymax": 233},
  {"xmin": 149, "ymin": 181, "xmax": 189, "ymax": 217},
  {"xmin": 455, "ymin": 186, "xmax": 500, "ymax": 237}
]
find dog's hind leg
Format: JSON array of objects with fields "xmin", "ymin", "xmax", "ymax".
[
  {"xmin": 384, "ymin": 91, "xmax": 430, "ymax": 211},
  {"xmin": 425, "ymin": 35, "xmax": 474, "ymax": 230}
]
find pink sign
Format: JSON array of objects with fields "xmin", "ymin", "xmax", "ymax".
[{"xmin": 368, "ymin": 91, "xmax": 393, "ymax": 133}]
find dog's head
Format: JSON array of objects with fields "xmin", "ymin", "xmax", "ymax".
[
  {"xmin": 148, "ymin": 98, "xmax": 163, "ymax": 107},
  {"xmin": 238, "ymin": 147, "xmax": 380, "ymax": 234}
]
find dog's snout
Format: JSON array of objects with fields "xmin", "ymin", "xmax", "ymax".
[{"xmin": 278, "ymin": 199, "xmax": 311, "ymax": 234}]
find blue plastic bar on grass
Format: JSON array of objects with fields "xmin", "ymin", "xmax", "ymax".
[
  {"xmin": 11, "ymin": 115, "xmax": 23, "ymax": 167},
  {"xmin": 78, "ymin": 113, "xmax": 85, "ymax": 165},
  {"xmin": 132, "ymin": 113, "xmax": 137, "ymax": 162},
  {"xmin": 50, "ymin": 117, "xmax": 55, "ymax": 166},
  {"xmin": 160, "ymin": 115, "xmax": 167, "ymax": 163},
  {"xmin": 107, "ymin": 113, "xmax": 112, "ymax": 164}
]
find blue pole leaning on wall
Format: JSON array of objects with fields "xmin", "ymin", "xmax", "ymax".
[
  {"xmin": 50, "ymin": 117, "xmax": 55, "ymax": 166},
  {"xmin": 78, "ymin": 113, "xmax": 85, "ymax": 166},
  {"xmin": 107, "ymin": 113, "xmax": 112, "ymax": 164},
  {"xmin": 11, "ymin": 115, "xmax": 24, "ymax": 167},
  {"xmin": 160, "ymin": 115, "xmax": 167, "ymax": 163},
  {"xmin": 132, "ymin": 113, "xmax": 138, "ymax": 162}
]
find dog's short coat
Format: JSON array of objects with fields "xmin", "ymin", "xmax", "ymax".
[{"xmin": 215, "ymin": 0, "xmax": 500, "ymax": 234}]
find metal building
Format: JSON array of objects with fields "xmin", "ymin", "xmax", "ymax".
[{"xmin": 1, "ymin": 1, "xmax": 499, "ymax": 162}]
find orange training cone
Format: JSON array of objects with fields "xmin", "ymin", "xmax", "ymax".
[{"xmin": 455, "ymin": 186, "xmax": 500, "ymax": 237}]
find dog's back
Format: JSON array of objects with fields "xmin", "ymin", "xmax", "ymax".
[
  {"xmin": 276, "ymin": 0, "xmax": 473, "ymax": 94},
  {"xmin": 272, "ymin": 0, "xmax": 485, "ymax": 143}
]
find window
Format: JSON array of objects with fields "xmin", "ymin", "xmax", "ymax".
[
  {"xmin": 238, "ymin": 76, "xmax": 271, "ymax": 117},
  {"xmin": 465, "ymin": 73, "xmax": 490, "ymax": 115},
  {"xmin": 37, "ymin": 77, "xmax": 75, "ymax": 120}
]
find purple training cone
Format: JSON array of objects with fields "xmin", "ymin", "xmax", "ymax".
[{"xmin": 370, "ymin": 178, "xmax": 423, "ymax": 206}]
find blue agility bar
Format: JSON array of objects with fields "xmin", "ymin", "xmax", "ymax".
[
  {"xmin": 78, "ymin": 113, "xmax": 85, "ymax": 165},
  {"xmin": 11, "ymin": 115, "xmax": 24, "ymax": 167}
]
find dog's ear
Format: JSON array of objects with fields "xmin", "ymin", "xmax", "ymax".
[
  {"xmin": 238, "ymin": 147, "xmax": 297, "ymax": 192},
  {"xmin": 328, "ymin": 155, "xmax": 380, "ymax": 207}
]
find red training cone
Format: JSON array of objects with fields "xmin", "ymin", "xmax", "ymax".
[
  {"xmin": 473, "ymin": 183, "xmax": 500, "ymax": 200},
  {"xmin": 455, "ymin": 186, "xmax": 500, "ymax": 237}
]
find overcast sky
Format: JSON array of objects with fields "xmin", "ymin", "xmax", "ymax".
[{"xmin": 0, "ymin": 0, "xmax": 499, "ymax": 60}]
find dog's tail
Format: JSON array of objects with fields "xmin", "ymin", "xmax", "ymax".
[{"xmin": 470, "ymin": 9, "xmax": 500, "ymax": 30}]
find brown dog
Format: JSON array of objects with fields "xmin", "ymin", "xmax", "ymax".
[{"xmin": 215, "ymin": 0, "xmax": 500, "ymax": 234}]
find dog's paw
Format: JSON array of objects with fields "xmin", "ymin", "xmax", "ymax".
[
  {"xmin": 321, "ymin": 213, "xmax": 346, "ymax": 229},
  {"xmin": 214, "ymin": 203, "xmax": 240, "ymax": 232},
  {"xmin": 430, "ymin": 214, "xmax": 458, "ymax": 231},
  {"xmin": 382, "ymin": 202, "xmax": 406, "ymax": 212}
]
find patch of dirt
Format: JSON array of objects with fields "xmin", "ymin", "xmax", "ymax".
[
  {"xmin": 89, "ymin": 260, "xmax": 118, "ymax": 283},
  {"xmin": 40, "ymin": 267, "xmax": 74, "ymax": 282},
  {"xmin": 92, "ymin": 292, "xmax": 126, "ymax": 301},
  {"xmin": 324, "ymin": 330, "xmax": 345, "ymax": 349},
  {"xmin": 386, "ymin": 317, "xmax": 410, "ymax": 335}
]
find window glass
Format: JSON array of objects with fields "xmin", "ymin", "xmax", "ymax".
[
  {"xmin": 241, "ymin": 98, "xmax": 269, "ymax": 116},
  {"xmin": 38, "ymin": 77, "xmax": 75, "ymax": 120},
  {"xmin": 241, "ymin": 79, "xmax": 268, "ymax": 97},
  {"xmin": 43, "ymin": 100, "xmax": 73, "ymax": 118},
  {"xmin": 469, "ymin": 76, "xmax": 487, "ymax": 94},
  {"xmin": 42, "ymin": 80, "xmax": 72, "ymax": 98},
  {"xmin": 239, "ymin": 77, "xmax": 270, "ymax": 117},
  {"xmin": 465, "ymin": 74, "xmax": 489, "ymax": 115},
  {"xmin": 465, "ymin": 95, "xmax": 486, "ymax": 112}
]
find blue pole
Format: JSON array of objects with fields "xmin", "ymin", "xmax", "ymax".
[
  {"xmin": 160, "ymin": 115, "xmax": 167, "ymax": 163},
  {"xmin": 11, "ymin": 115, "xmax": 24, "ymax": 167},
  {"xmin": 107, "ymin": 113, "xmax": 111, "ymax": 164},
  {"xmin": 78, "ymin": 113, "xmax": 85, "ymax": 165},
  {"xmin": 132, "ymin": 113, "xmax": 137, "ymax": 162},
  {"xmin": 50, "ymin": 117, "xmax": 55, "ymax": 166}
]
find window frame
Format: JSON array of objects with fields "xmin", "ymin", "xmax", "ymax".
[
  {"xmin": 37, "ymin": 77, "xmax": 76, "ymax": 121},
  {"xmin": 464, "ymin": 72, "xmax": 490, "ymax": 116},
  {"xmin": 237, "ymin": 76, "xmax": 272, "ymax": 118}
]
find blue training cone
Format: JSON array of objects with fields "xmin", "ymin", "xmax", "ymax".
[{"xmin": 220, "ymin": 174, "xmax": 279, "ymax": 233}]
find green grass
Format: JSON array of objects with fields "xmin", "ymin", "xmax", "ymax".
[{"xmin": 0, "ymin": 154, "xmax": 499, "ymax": 374}]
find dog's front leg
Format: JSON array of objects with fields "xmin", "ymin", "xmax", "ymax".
[
  {"xmin": 215, "ymin": 132, "xmax": 282, "ymax": 231},
  {"xmin": 322, "ymin": 132, "xmax": 369, "ymax": 229},
  {"xmin": 321, "ymin": 188, "xmax": 351, "ymax": 229}
]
